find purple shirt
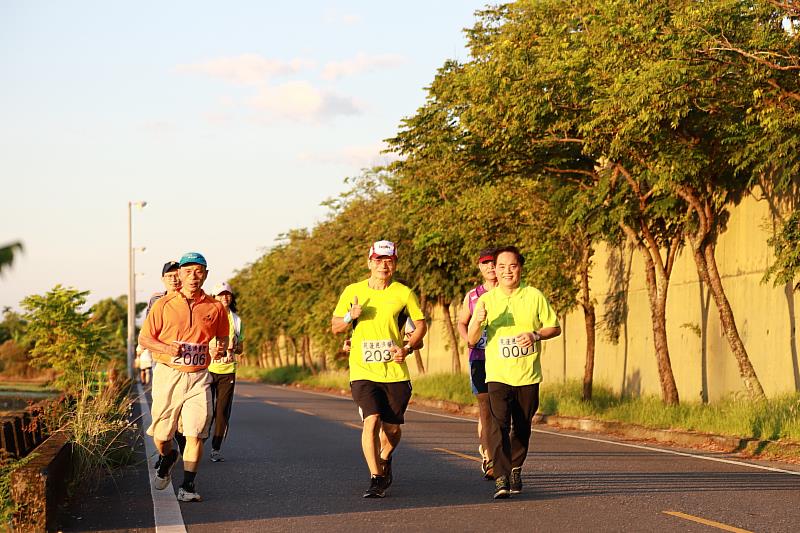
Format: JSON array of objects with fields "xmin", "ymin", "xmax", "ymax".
[{"xmin": 467, "ymin": 284, "xmax": 489, "ymax": 361}]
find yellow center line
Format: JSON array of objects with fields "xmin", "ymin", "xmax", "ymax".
[
  {"xmin": 294, "ymin": 408, "xmax": 316, "ymax": 416},
  {"xmin": 663, "ymin": 511, "xmax": 753, "ymax": 533},
  {"xmin": 433, "ymin": 447, "xmax": 481, "ymax": 463},
  {"xmin": 264, "ymin": 400, "xmax": 280, "ymax": 406},
  {"xmin": 344, "ymin": 422, "xmax": 362, "ymax": 430}
]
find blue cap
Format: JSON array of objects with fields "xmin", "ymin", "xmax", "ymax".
[{"xmin": 178, "ymin": 252, "xmax": 207, "ymax": 267}]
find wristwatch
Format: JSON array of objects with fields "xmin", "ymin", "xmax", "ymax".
[
  {"xmin": 403, "ymin": 344, "xmax": 414, "ymax": 355},
  {"xmin": 532, "ymin": 331, "xmax": 542, "ymax": 342}
]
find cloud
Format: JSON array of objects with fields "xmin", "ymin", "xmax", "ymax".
[
  {"xmin": 298, "ymin": 142, "xmax": 399, "ymax": 167},
  {"xmin": 323, "ymin": 8, "xmax": 362, "ymax": 26},
  {"xmin": 175, "ymin": 54, "xmax": 314, "ymax": 84},
  {"xmin": 249, "ymin": 81, "xmax": 363, "ymax": 121},
  {"xmin": 321, "ymin": 52, "xmax": 407, "ymax": 80}
]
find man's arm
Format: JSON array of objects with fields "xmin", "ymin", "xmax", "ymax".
[
  {"xmin": 467, "ymin": 300, "xmax": 487, "ymax": 346},
  {"xmin": 456, "ymin": 292, "xmax": 472, "ymax": 344}
]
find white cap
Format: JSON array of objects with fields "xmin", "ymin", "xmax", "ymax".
[
  {"xmin": 213, "ymin": 281, "xmax": 234, "ymax": 296},
  {"xmin": 369, "ymin": 240, "xmax": 397, "ymax": 259}
]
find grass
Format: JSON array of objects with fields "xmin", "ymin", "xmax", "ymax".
[
  {"xmin": 240, "ymin": 365, "xmax": 800, "ymax": 442},
  {"xmin": 0, "ymin": 451, "xmax": 36, "ymax": 528}
]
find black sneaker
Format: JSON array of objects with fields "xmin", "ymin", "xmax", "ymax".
[
  {"xmin": 362, "ymin": 475, "xmax": 387, "ymax": 498},
  {"xmin": 493, "ymin": 475, "xmax": 510, "ymax": 499},
  {"xmin": 510, "ymin": 467, "xmax": 522, "ymax": 494},
  {"xmin": 153, "ymin": 456, "xmax": 162, "ymax": 470},
  {"xmin": 380, "ymin": 456, "xmax": 393, "ymax": 488}
]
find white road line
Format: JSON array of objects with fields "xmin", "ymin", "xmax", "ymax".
[
  {"xmin": 261, "ymin": 384, "xmax": 800, "ymax": 477},
  {"xmin": 136, "ymin": 382, "xmax": 187, "ymax": 533}
]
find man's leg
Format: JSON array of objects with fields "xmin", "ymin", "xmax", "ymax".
[
  {"xmin": 211, "ymin": 374, "xmax": 235, "ymax": 452},
  {"xmin": 361, "ymin": 414, "xmax": 383, "ymax": 475},
  {"xmin": 183, "ymin": 436, "xmax": 203, "ymax": 473},
  {"xmin": 477, "ymin": 393, "xmax": 492, "ymax": 457},
  {"xmin": 509, "ymin": 384, "xmax": 539, "ymax": 469},
  {"xmin": 487, "ymin": 381, "xmax": 512, "ymax": 498},
  {"xmin": 379, "ymin": 422, "xmax": 401, "ymax": 461}
]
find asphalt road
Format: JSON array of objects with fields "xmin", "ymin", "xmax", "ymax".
[{"xmin": 62, "ymin": 380, "xmax": 800, "ymax": 532}]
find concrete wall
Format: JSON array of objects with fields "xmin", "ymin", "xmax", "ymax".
[{"xmin": 410, "ymin": 193, "xmax": 800, "ymax": 401}]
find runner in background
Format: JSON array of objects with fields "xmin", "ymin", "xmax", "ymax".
[
  {"xmin": 331, "ymin": 240, "xmax": 427, "ymax": 498},
  {"xmin": 207, "ymin": 282, "xmax": 244, "ymax": 462},
  {"xmin": 456, "ymin": 248, "xmax": 498, "ymax": 479},
  {"xmin": 139, "ymin": 252, "xmax": 228, "ymax": 502},
  {"xmin": 146, "ymin": 261, "xmax": 181, "ymax": 316},
  {"xmin": 136, "ymin": 344, "xmax": 153, "ymax": 385},
  {"xmin": 468, "ymin": 245, "xmax": 561, "ymax": 499}
]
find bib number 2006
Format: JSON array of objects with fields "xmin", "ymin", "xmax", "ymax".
[
  {"xmin": 172, "ymin": 342, "xmax": 209, "ymax": 367},
  {"xmin": 499, "ymin": 337, "xmax": 534, "ymax": 359},
  {"xmin": 362, "ymin": 340, "xmax": 393, "ymax": 363}
]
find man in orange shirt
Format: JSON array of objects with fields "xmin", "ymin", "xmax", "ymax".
[{"xmin": 139, "ymin": 252, "xmax": 229, "ymax": 502}]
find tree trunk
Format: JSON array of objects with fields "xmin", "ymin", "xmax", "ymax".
[
  {"xmin": 440, "ymin": 298, "xmax": 462, "ymax": 374},
  {"xmin": 288, "ymin": 336, "xmax": 299, "ymax": 367},
  {"xmin": 678, "ymin": 186, "xmax": 767, "ymax": 400},
  {"xmin": 412, "ymin": 349, "xmax": 426, "ymax": 374},
  {"xmin": 579, "ymin": 242, "xmax": 596, "ymax": 401},
  {"xmin": 621, "ymin": 221, "xmax": 680, "ymax": 405}
]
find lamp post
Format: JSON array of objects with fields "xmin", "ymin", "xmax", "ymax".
[{"xmin": 127, "ymin": 201, "xmax": 147, "ymax": 380}]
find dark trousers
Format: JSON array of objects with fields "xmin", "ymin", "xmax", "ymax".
[
  {"xmin": 487, "ymin": 382, "xmax": 540, "ymax": 479},
  {"xmin": 209, "ymin": 372, "xmax": 236, "ymax": 450}
]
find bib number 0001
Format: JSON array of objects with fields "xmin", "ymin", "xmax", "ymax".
[
  {"xmin": 498, "ymin": 336, "xmax": 535, "ymax": 359},
  {"xmin": 361, "ymin": 340, "xmax": 394, "ymax": 363},
  {"xmin": 172, "ymin": 342, "xmax": 209, "ymax": 367}
]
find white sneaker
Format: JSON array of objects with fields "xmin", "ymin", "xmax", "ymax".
[
  {"xmin": 210, "ymin": 449, "xmax": 225, "ymax": 462},
  {"xmin": 177, "ymin": 486, "xmax": 202, "ymax": 502},
  {"xmin": 153, "ymin": 449, "xmax": 179, "ymax": 490}
]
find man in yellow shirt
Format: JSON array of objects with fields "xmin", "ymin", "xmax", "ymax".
[
  {"xmin": 468, "ymin": 245, "xmax": 561, "ymax": 499},
  {"xmin": 331, "ymin": 240, "xmax": 427, "ymax": 498}
]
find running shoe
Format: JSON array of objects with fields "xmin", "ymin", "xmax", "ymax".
[
  {"xmin": 493, "ymin": 475, "xmax": 511, "ymax": 499},
  {"xmin": 362, "ymin": 475, "xmax": 387, "ymax": 498},
  {"xmin": 177, "ymin": 484, "xmax": 202, "ymax": 502},
  {"xmin": 510, "ymin": 467, "xmax": 522, "ymax": 494},
  {"xmin": 154, "ymin": 449, "xmax": 179, "ymax": 490},
  {"xmin": 210, "ymin": 449, "xmax": 225, "ymax": 462},
  {"xmin": 153, "ymin": 456, "xmax": 161, "ymax": 470},
  {"xmin": 380, "ymin": 456, "xmax": 393, "ymax": 488}
]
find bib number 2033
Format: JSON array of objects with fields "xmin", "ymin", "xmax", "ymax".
[
  {"xmin": 172, "ymin": 342, "xmax": 209, "ymax": 367},
  {"xmin": 361, "ymin": 340, "xmax": 394, "ymax": 363},
  {"xmin": 499, "ymin": 337, "xmax": 535, "ymax": 359}
]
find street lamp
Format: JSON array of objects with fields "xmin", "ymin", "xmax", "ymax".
[{"xmin": 127, "ymin": 201, "xmax": 147, "ymax": 380}]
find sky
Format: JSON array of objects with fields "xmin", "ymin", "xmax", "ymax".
[{"xmin": 0, "ymin": 0, "xmax": 490, "ymax": 311}]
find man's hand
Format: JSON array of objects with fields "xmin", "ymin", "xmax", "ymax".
[
  {"xmin": 474, "ymin": 301, "xmax": 487, "ymax": 323},
  {"xmin": 167, "ymin": 342, "xmax": 182, "ymax": 357},
  {"xmin": 350, "ymin": 296, "xmax": 362, "ymax": 320},
  {"xmin": 390, "ymin": 344, "xmax": 406, "ymax": 363},
  {"xmin": 516, "ymin": 332, "xmax": 536, "ymax": 349}
]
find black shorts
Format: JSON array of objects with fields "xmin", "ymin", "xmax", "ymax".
[
  {"xmin": 470, "ymin": 359, "xmax": 488, "ymax": 395},
  {"xmin": 350, "ymin": 380, "xmax": 412, "ymax": 425}
]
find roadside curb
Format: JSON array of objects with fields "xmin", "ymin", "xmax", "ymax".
[{"xmin": 265, "ymin": 381, "xmax": 800, "ymax": 464}]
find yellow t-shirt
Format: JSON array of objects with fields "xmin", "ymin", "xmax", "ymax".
[
  {"xmin": 333, "ymin": 280, "xmax": 424, "ymax": 383},
  {"xmin": 208, "ymin": 311, "xmax": 242, "ymax": 375},
  {"xmin": 475, "ymin": 285, "xmax": 560, "ymax": 386}
]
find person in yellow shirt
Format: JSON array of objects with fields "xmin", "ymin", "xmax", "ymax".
[
  {"xmin": 331, "ymin": 240, "xmax": 427, "ymax": 498},
  {"xmin": 207, "ymin": 282, "xmax": 244, "ymax": 463},
  {"xmin": 468, "ymin": 245, "xmax": 561, "ymax": 500}
]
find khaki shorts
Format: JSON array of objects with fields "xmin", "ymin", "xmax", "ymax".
[{"xmin": 147, "ymin": 363, "xmax": 212, "ymax": 441}]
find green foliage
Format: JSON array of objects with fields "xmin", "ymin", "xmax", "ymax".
[
  {"xmin": 248, "ymin": 365, "xmax": 313, "ymax": 385},
  {"xmin": 412, "ymin": 373, "xmax": 474, "ymax": 405},
  {"xmin": 21, "ymin": 286, "xmax": 113, "ymax": 394},
  {"xmin": 764, "ymin": 210, "xmax": 800, "ymax": 289},
  {"xmin": 89, "ymin": 295, "xmax": 146, "ymax": 360},
  {"xmin": 0, "ymin": 451, "xmax": 37, "ymax": 527},
  {"xmin": 0, "ymin": 241, "xmax": 23, "ymax": 277},
  {"xmin": 0, "ymin": 307, "xmax": 27, "ymax": 346}
]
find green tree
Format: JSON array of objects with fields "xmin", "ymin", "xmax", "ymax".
[
  {"xmin": 21, "ymin": 286, "xmax": 113, "ymax": 393},
  {"xmin": 89, "ymin": 296, "xmax": 146, "ymax": 359}
]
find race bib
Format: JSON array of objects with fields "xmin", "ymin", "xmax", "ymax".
[
  {"xmin": 361, "ymin": 340, "xmax": 394, "ymax": 363},
  {"xmin": 171, "ymin": 342, "xmax": 209, "ymax": 368},
  {"xmin": 475, "ymin": 330, "xmax": 488, "ymax": 350},
  {"xmin": 498, "ymin": 336, "xmax": 536, "ymax": 359}
]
